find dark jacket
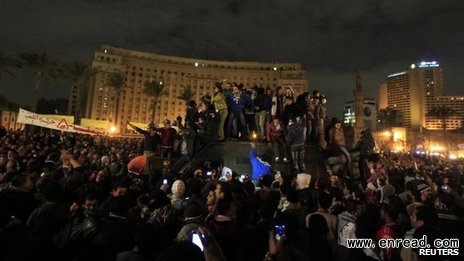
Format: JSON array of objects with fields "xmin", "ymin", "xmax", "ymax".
[
  {"xmin": 186, "ymin": 107, "xmax": 199, "ymax": 127},
  {"xmin": 0, "ymin": 187, "xmax": 38, "ymax": 222},
  {"xmin": 262, "ymin": 94, "xmax": 273, "ymax": 112},
  {"xmin": 283, "ymin": 102, "xmax": 302, "ymax": 125},
  {"xmin": 354, "ymin": 129, "xmax": 376, "ymax": 156},
  {"xmin": 287, "ymin": 120, "xmax": 306, "ymax": 147},
  {"xmin": 133, "ymin": 127, "xmax": 160, "ymax": 152},
  {"xmin": 26, "ymin": 202, "xmax": 70, "ymax": 241}
]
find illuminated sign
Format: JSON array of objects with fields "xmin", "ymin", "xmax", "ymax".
[
  {"xmin": 418, "ymin": 61, "xmax": 439, "ymax": 68},
  {"xmin": 387, "ymin": 71, "xmax": 406, "ymax": 78}
]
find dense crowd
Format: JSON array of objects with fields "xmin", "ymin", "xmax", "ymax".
[
  {"xmin": 129, "ymin": 83, "xmax": 331, "ymax": 173},
  {"xmin": 0, "ymin": 83, "xmax": 463, "ymax": 261}
]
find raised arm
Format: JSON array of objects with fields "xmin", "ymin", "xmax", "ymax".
[{"xmin": 128, "ymin": 121, "xmax": 147, "ymax": 135}]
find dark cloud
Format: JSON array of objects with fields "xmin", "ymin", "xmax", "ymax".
[{"xmin": 1, "ymin": 0, "xmax": 464, "ymax": 117}]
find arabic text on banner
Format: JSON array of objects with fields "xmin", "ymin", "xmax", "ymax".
[{"xmin": 17, "ymin": 108, "xmax": 105, "ymax": 135}]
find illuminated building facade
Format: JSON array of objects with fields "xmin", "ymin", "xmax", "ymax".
[
  {"xmin": 378, "ymin": 82, "xmax": 388, "ymax": 110},
  {"xmin": 385, "ymin": 61, "xmax": 443, "ymax": 128},
  {"xmin": 343, "ymin": 99, "xmax": 377, "ymax": 130},
  {"xmin": 0, "ymin": 110, "xmax": 24, "ymax": 131},
  {"xmin": 426, "ymin": 96, "xmax": 464, "ymax": 130},
  {"xmin": 83, "ymin": 45, "xmax": 309, "ymax": 134}
]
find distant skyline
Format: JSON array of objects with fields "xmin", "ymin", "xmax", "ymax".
[{"xmin": 1, "ymin": 0, "xmax": 464, "ymax": 118}]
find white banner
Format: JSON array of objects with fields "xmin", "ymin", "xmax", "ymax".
[{"xmin": 17, "ymin": 108, "xmax": 106, "ymax": 135}]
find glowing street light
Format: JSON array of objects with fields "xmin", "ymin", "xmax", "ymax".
[
  {"xmin": 252, "ymin": 131, "xmax": 257, "ymax": 140},
  {"xmin": 430, "ymin": 144, "xmax": 445, "ymax": 152},
  {"xmin": 383, "ymin": 131, "xmax": 392, "ymax": 138},
  {"xmin": 108, "ymin": 125, "xmax": 117, "ymax": 134}
]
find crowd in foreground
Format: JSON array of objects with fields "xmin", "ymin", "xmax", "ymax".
[{"xmin": 0, "ymin": 125, "xmax": 463, "ymax": 261}]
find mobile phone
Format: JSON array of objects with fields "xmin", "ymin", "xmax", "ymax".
[
  {"xmin": 207, "ymin": 171, "xmax": 212, "ymax": 176},
  {"xmin": 441, "ymin": 185, "xmax": 448, "ymax": 191},
  {"xmin": 163, "ymin": 179, "xmax": 168, "ymax": 185},
  {"xmin": 189, "ymin": 232, "xmax": 204, "ymax": 251},
  {"xmin": 241, "ymin": 174, "xmax": 246, "ymax": 179},
  {"xmin": 274, "ymin": 225, "xmax": 285, "ymax": 241}
]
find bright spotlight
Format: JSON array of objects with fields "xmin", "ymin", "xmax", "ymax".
[{"xmin": 109, "ymin": 126, "xmax": 117, "ymax": 134}]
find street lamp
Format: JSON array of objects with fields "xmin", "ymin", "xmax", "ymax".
[{"xmin": 108, "ymin": 125, "xmax": 117, "ymax": 134}]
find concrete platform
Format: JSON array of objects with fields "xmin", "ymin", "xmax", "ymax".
[{"xmin": 178, "ymin": 141, "xmax": 325, "ymax": 179}]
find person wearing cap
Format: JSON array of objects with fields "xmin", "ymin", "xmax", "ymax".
[
  {"xmin": 212, "ymin": 83, "xmax": 228, "ymax": 141},
  {"xmin": 157, "ymin": 119, "xmax": 178, "ymax": 160},
  {"xmin": 127, "ymin": 121, "xmax": 160, "ymax": 156},
  {"xmin": 416, "ymin": 183, "xmax": 433, "ymax": 203}
]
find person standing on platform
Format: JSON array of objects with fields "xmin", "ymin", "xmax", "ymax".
[
  {"xmin": 315, "ymin": 95, "xmax": 328, "ymax": 149},
  {"xmin": 157, "ymin": 119, "xmax": 178, "ymax": 160},
  {"xmin": 328, "ymin": 118, "xmax": 351, "ymax": 173},
  {"xmin": 266, "ymin": 116, "xmax": 288, "ymax": 162},
  {"xmin": 212, "ymin": 83, "xmax": 228, "ymax": 142},
  {"xmin": 127, "ymin": 122, "xmax": 160, "ymax": 156},
  {"xmin": 227, "ymin": 84, "xmax": 249, "ymax": 140},
  {"xmin": 287, "ymin": 117, "xmax": 306, "ymax": 172}
]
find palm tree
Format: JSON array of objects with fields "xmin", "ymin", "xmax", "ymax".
[
  {"xmin": 427, "ymin": 105, "xmax": 457, "ymax": 154},
  {"xmin": 177, "ymin": 85, "xmax": 195, "ymax": 105},
  {"xmin": 143, "ymin": 80, "xmax": 167, "ymax": 123},
  {"xmin": 19, "ymin": 51, "xmax": 60, "ymax": 112},
  {"xmin": 0, "ymin": 51, "xmax": 21, "ymax": 79},
  {"xmin": 63, "ymin": 62, "xmax": 96, "ymax": 124},
  {"xmin": 106, "ymin": 71, "xmax": 126, "ymax": 125},
  {"xmin": 377, "ymin": 107, "xmax": 403, "ymax": 129}
]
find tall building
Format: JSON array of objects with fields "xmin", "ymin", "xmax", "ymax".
[
  {"xmin": 83, "ymin": 45, "xmax": 309, "ymax": 135},
  {"xmin": 68, "ymin": 83, "xmax": 91, "ymax": 123},
  {"xmin": 385, "ymin": 61, "xmax": 443, "ymax": 128},
  {"xmin": 343, "ymin": 99, "xmax": 377, "ymax": 130},
  {"xmin": 378, "ymin": 82, "xmax": 388, "ymax": 110}
]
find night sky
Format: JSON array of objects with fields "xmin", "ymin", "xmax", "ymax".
[{"xmin": 1, "ymin": 0, "xmax": 464, "ymax": 117}]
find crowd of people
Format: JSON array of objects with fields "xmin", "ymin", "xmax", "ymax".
[
  {"xmin": 0, "ymin": 82, "xmax": 463, "ymax": 261},
  {"xmin": 130, "ymin": 83, "xmax": 332, "ymax": 173}
]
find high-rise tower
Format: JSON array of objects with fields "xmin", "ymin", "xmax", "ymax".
[{"xmin": 386, "ymin": 61, "xmax": 443, "ymax": 129}]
